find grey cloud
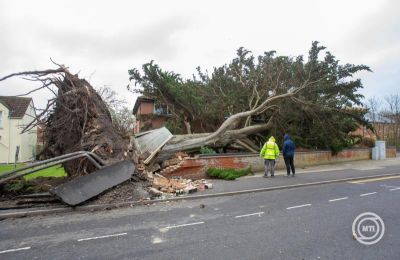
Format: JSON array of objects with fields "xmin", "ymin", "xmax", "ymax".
[
  {"xmin": 362, "ymin": 59, "xmax": 400, "ymax": 97},
  {"xmin": 33, "ymin": 15, "xmax": 191, "ymax": 61},
  {"xmin": 349, "ymin": 0, "xmax": 400, "ymax": 62}
]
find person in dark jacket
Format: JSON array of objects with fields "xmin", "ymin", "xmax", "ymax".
[{"xmin": 283, "ymin": 134, "xmax": 296, "ymax": 176}]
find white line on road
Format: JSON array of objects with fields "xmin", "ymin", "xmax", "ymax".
[
  {"xmin": 329, "ymin": 197, "xmax": 348, "ymax": 202},
  {"xmin": 0, "ymin": 247, "xmax": 31, "ymax": 254},
  {"xmin": 77, "ymin": 233, "xmax": 127, "ymax": 242},
  {"xmin": 360, "ymin": 192, "xmax": 377, "ymax": 197},
  {"xmin": 164, "ymin": 222, "xmax": 205, "ymax": 230},
  {"xmin": 380, "ymin": 184, "xmax": 400, "ymax": 189},
  {"xmin": 286, "ymin": 204, "xmax": 312, "ymax": 210},
  {"xmin": 235, "ymin": 212, "xmax": 264, "ymax": 218},
  {"xmin": 390, "ymin": 187, "xmax": 400, "ymax": 191}
]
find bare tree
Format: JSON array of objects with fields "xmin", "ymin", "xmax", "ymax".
[
  {"xmin": 382, "ymin": 94, "xmax": 400, "ymax": 148},
  {"xmin": 97, "ymin": 86, "xmax": 135, "ymax": 139},
  {"xmin": 366, "ymin": 97, "xmax": 382, "ymax": 122},
  {"xmin": 97, "ymin": 86, "xmax": 127, "ymax": 111}
]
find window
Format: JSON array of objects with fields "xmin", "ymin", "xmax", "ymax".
[{"xmin": 154, "ymin": 102, "xmax": 169, "ymax": 115}]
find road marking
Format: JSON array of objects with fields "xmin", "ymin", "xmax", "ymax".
[
  {"xmin": 360, "ymin": 192, "xmax": 377, "ymax": 197},
  {"xmin": 235, "ymin": 212, "xmax": 264, "ymax": 218},
  {"xmin": 329, "ymin": 197, "xmax": 348, "ymax": 202},
  {"xmin": 349, "ymin": 175, "xmax": 400, "ymax": 184},
  {"xmin": 151, "ymin": 236, "xmax": 164, "ymax": 244},
  {"xmin": 286, "ymin": 204, "xmax": 312, "ymax": 210},
  {"xmin": 77, "ymin": 232, "xmax": 127, "ymax": 242},
  {"xmin": 163, "ymin": 222, "xmax": 205, "ymax": 230},
  {"xmin": 0, "ymin": 247, "xmax": 31, "ymax": 254},
  {"xmin": 380, "ymin": 184, "xmax": 400, "ymax": 189},
  {"xmin": 390, "ymin": 187, "xmax": 400, "ymax": 191}
]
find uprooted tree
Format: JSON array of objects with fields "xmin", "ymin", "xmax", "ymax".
[
  {"xmin": 0, "ymin": 66, "xmax": 129, "ymax": 176},
  {"xmin": 0, "ymin": 41, "xmax": 371, "ymax": 174},
  {"xmin": 129, "ymin": 41, "xmax": 371, "ymax": 158}
]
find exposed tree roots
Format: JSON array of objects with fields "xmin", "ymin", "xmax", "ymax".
[{"xmin": 1, "ymin": 66, "xmax": 129, "ymax": 176}]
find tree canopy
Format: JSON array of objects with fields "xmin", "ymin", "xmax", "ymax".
[{"xmin": 128, "ymin": 41, "xmax": 370, "ymax": 152}]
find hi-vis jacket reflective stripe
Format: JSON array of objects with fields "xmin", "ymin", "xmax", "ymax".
[{"xmin": 260, "ymin": 140, "xmax": 280, "ymax": 160}]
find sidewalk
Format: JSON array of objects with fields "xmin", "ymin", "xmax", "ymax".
[{"xmin": 190, "ymin": 156, "xmax": 400, "ymax": 196}]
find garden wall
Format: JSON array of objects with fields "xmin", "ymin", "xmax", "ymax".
[{"xmin": 163, "ymin": 148, "xmax": 397, "ymax": 180}]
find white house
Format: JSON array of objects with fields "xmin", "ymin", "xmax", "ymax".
[{"xmin": 0, "ymin": 96, "xmax": 37, "ymax": 163}]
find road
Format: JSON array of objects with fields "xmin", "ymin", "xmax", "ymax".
[{"xmin": 1, "ymin": 169, "xmax": 400, "ymax": 259}]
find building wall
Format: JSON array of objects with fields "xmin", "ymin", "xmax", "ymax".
[
  {"xmin": 134, "ymin": 101, "xmax": 170, "ymax": 133},
  {"xmin": 138, "ymin": 102, "xmax": 154, "ymax": 115},
  {"xmin": 134, "ymin": 120, "xmax": 141, "ymax": 134},
  {"xmin": 8, "ymin": 118, "xmax": 22, "ymax": 163},
  {"xmin": 151, "ymin": 117, "xmax": 166, "ymax": 129},
  {"xmin": 0, "ymin": 101, "xmax": 37, "ymax": 163},
  {"xmin": 19, "ymin": 103, "xmax": 37, "ymax": 162},
  {"xmin": 0, "ymin": 102, "xmax": 10, "ymax": 163},
  {"xmin": 134, "ymin": 102, "xmax": 154, "ymax": 134},
  {"xmin": 163, "ymin": 148, "xmax": 397, "ymax": 179},
  {"xmin": 353, "ymin": 123, "xmax": 399, "ymax": 144}
]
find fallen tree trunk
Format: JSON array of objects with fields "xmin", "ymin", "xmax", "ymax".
[
  {"xmin": 156, "ymin": 120, "xmax": 275, "ymax": 162},
  {"xmin": 155, "ymin": 77, "xmax": 326, "ymax": 161}
]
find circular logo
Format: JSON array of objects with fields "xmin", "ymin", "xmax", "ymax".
[{"xmin": 352, "ymin": 212, "xmax": 385, "ymax": 245}]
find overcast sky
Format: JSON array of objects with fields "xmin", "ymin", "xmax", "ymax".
[{"xmin": 0, "ymin": 0, "xmax": 399, "ymax": 108}]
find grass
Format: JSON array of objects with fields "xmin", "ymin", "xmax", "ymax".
[
  {"xmin": 206, "ymin": 166, "xmax": 253, "ymax": 180},
  {"xmin": 0, "ymin": 163, "xmax": 67, "ymax": 180},
  {"xmin": 0, "ymin": 164, "xmax": 25, "ymax": 174}
]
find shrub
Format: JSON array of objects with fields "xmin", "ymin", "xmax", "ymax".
[
  {"xmin": 206, "ymin": 166, "xmax": 252, "ymax": 180},
  {"xmin": 329, "ymin": 138, "xmax": 345, "ymax": 155},
  {"xmin": 200, "ymin": 146, "xmax": 216, "ymax": 154}
]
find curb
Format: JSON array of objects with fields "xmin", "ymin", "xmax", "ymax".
[{"xmin": 1, "ymin": 172, "xmax": 399, "ymax": 220}]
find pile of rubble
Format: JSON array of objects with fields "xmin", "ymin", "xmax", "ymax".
[
  {"xmin": 147, "ymin": 174, "xmax": 212, "ymax": 199},
  {"xmin": 136, "ymin": 152, "xmax": 213, "ymax": 199}
]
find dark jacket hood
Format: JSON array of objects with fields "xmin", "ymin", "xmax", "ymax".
[{"xmin": 284, "ymin": 134, "xmax": 290, "ymax": 140}]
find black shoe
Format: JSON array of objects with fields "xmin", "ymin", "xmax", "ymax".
[
  {"xmin": 263, "ymin": 175, "xmax": 268, "ymax": 178},
  {"xmin": 271, "ymin": 175, "xmax": 275, "ymax": 178}
]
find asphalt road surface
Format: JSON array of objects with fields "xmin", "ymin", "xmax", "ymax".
[{"xmin": 1, "ymin": 171, "xmax": 400, "ymax": 259}]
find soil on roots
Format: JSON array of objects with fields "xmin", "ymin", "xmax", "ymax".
[{"xmin": 39, "ymin": 70, "xmax": 128, "ymax": 176}]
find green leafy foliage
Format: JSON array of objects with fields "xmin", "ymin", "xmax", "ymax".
[
  {"xmin": 128, "ymin": 42, "xmax": 370, "ymax": 152},
  {"xmin": 206, "ymin": 166, "xmax": 253, "ymax": 180},
  {"xmin": 200, "ymin": 146, "xmax": 216, "ymax": 154}
]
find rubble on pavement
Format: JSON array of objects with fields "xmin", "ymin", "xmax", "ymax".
[
  {"xmin": 136, "ymin": 152, "xmax": 213, "ymax": 199},
  {"xmin": 147, "ymin": 175, "xmax": 213, "ymax": 199}
]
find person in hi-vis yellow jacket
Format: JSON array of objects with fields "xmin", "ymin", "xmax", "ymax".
[{"xmin": 260, "ymin": 136, "xmax": 280, "ymax": 177}]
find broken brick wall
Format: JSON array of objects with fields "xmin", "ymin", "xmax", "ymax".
[{"xmin": 162, "ymin": 148, "xmax": 397, "ymax": 179}]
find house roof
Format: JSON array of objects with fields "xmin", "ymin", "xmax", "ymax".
[
  {"xmin": 0, "ymin": 96, "xmax": 32, "ymax": 118},
  {"xmin": 132, "ymin": 96, "xmax": 154, "ymax": 115}
]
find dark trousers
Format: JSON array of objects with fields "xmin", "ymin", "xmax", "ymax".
[{"xmin": 284, "ymin": 155, "xmax": 295, "ymax": 175}]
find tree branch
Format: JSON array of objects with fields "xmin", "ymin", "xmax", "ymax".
[{"xmin": 0, "ymin": 68, "xmax": 65, "ymax": 82}]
